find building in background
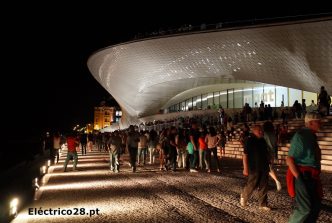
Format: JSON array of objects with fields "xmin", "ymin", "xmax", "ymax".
[
  {"xmin": 86, "ymin": 123, "xmax": 94, "ymax": 133},
  {"xmin": 94, "ymin": 103, "xmax": 116, "ymax": 130}
]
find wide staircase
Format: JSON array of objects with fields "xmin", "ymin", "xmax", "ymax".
[{"xmin": 222, "ymin": 116, "xmax": 332, "ymax": 171}]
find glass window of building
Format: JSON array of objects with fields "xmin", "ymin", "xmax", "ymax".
[
  {"xmin": 174, "ymin": 103, "xmax": 178, "ymax": 112},
  {"xmin": 276, "ymin": 86, "xmax": 288, "ymax": 107},
  {"xmin": 196, "ymin": 95, "xmax": 202, "ymax": 109},
  {"xmin": 220, "ymin": 91, "xmax": 227, "ymax": 108},
  {"xmin": 207, "ymin": 93, "xmax": 214, "ymax": 107},
  {"xmin": 303, "ymin": 91, "xmax": 317, "ymax": 105},
  {"xmin": 202, "ymin": 93, "xmax": 208, "ymax": 109},
  {"xmin": 264, "ymin": 84, "xmax": 276, "ymax": 107},
  {"xmin": 243, "ymin": 88, "xmax": 253, "ymax": 107},
  {"xmin": 234, "ymin": 89, "xmax": 243, "ymax": 108},
  {"xmin": 227, "ymin": 89, "xmax": 234, "ymax": 108},
  {"xmin": 193, "ymin": 96, "xmax": 197, "ymax": 110},
  {"xmin": 186, "ymin": 99, "xmax": 191, "ymax": 111},
  {"xmin": 181, "ymin": 101, "xmax": 186, "ymax": 111},
  {"xmin": 214, "ymin": 91, "xmax": 220, "ymax": 107},
  {"xmin": 289, "ymin": 88, "xmax": 302, "ymax": 106},
  {"xmin": 253, "ymin": 85, "xmax": 264, "ymax": 106}
]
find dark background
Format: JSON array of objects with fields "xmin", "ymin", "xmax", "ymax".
[
  {"xmin": 1, "ymin": 4, "xmax": 332, "ymax": 220},
  {"xmin": 2, "ymin": 3, "xmax": 332, "ymax": 139}
]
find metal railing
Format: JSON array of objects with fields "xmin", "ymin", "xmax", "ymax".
[{"xmin": 132, "ymin": 12, "xmax": 332, "ymax": 41}]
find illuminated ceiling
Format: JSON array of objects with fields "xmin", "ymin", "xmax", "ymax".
[{"xmin": 88, "ymin": 17, "xmax": 332, "ymax": 127}]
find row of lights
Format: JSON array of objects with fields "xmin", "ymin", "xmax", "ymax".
[{"xmin": 9, "ymin": 158, "xmax": 53, "ymax": 219}]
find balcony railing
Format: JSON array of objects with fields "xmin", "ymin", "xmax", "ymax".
[{"xmin": 132, "ymin": 13, "xmax": 332, "ymax": 41}]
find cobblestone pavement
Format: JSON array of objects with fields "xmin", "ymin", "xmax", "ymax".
[{"xmin": 13, "ymin": 150, "xmax": 332, "ymax": 223}]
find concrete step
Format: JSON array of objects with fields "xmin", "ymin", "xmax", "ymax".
[
  {"xmin": 225, "ymin": 144, "xmax": 242, "ymax": 148},
  {"xmin": 321, "ymin": 165, "xmax": 332, "ymax": 171},
  {"xmin": 278, "ymin": 155, "xmax": 287, "ymax": 159},
  {"xmin": 321, "ymin": 125, "xmax": 332, "ymax": 129},
  {"xmin": 225, "ymin": 151, "xmax": 243, "ymax": 156},
  {"xmin": 227, "ymin": 141, "xmax": 242, "ymax": 145},
  {"xmin": 223, "ymin": 154, "xmax": 243, "ymax": 159},
  {"xmin": 321, "ymin": 160, "xmax": 332, "ymax": 165},
  {"xmin": 317, "ymin": 137, "xmax": 332, "ymax": 141},
  {"xmin": 318, "ymin": 129, "xmax": 332, "ymax": 133},
  {"xmin": 316, "ymin": 132, "xmax": 332, "ymax": 137},
  {"xmin": 279, "ymin": 147, "xmax": 289, "ymax": 152},
  {"xmin": 278, "ymin": 149, "xmax": 332, "ymax": 156},
  {"xmin": 318, "ymin": 141, "xmax": 332, "ymax": 146},
  {"xmin": 321, "ymin": 149, "xmax": 332, "ymax": 155},
  {"xmin": 322, "ymin": 155, "xmax": 332, "ymax": 160},
  {"xmin": 319, "ymin": 144, "xmax": 332, "ymax": 150},
  {"xmin": 278, "ymin": 151, "xmax": 288, "ymax": 156},
  {"xmin": 225, "ymin": 147, "xmax": 243, "ymax": 152}
]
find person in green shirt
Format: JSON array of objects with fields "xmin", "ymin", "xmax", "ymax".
[{"xmin": 287, "ymin": 112, "xmax": 322, "ymax": 223}]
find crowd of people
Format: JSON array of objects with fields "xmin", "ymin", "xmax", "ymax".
[
  {"xmin": 44, "ymin": 110, "xmax": 324, "ymax": 222},
  {"xmin": 40, "ymin": 86, "xmax": 330, "ymax": 222}
]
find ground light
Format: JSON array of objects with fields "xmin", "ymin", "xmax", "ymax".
[
  {"xmin": 9, "ymin": 198, "xmax": 19, "ymax": 218},
  {"xmin": 34, "ymin": 178, "xmax": 39, "ymax": 190},
  {"xmin": 42, "ymin": 165, "xmax": 47, "ymax": 174},
  {"xmin": 47, "ymin": 159, "xmax": 51, "ymax": 167}
]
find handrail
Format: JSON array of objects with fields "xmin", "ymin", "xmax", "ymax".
[{"xmin": 132, "ymin": 12, "xmax": 332, "ymax": 41}]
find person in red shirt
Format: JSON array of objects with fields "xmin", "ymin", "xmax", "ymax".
[
  {"xmin": 64, "ymin": 132, "xmax": 79, "ymax": 172},
  {"xmin": 198, "ymin": 130, "xmax": 207, "ymax": 171}
]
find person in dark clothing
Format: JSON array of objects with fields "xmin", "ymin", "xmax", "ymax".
[
  {"xmin": 44, "ymin": 132, "xmax": 53, "ymax": 159},
  {"xmin": 168, "ymin": 126, "xmax": 178, "ymax": 171},
  {"xmin": 189, "ymin": 121, "xmax": 200, "ymax": 170},
  {"xmin": 126, "ymin": 125, "xmax": 140, "ymax": 172},
  {"xmin": 241, "ymin": 125, "xmax": 271, "ymax": 210},
  {"xmin": 318, "ymin": 86, "xmax": 330, "ymax": 116},
  {"xmin": 80, "ymin": 133, "xmax": 88, "ymax": 155}
]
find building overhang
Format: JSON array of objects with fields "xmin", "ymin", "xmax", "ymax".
[{"xmin": 88, "ymin": 17, "xmax": 332, "ymax": 127}]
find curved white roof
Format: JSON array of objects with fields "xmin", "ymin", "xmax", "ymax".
[{"xmin": 88, "ymin": 18, "xmax": 332, "ymax": 127}]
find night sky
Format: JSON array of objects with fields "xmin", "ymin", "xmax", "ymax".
[{"xmin": 3, "ymin": 3, "xmax": 332, "ymax": 139}]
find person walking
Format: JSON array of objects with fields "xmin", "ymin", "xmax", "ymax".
[
  {"xmin": 63, "ymin": 132, "xmax": 79, "ymax": 172},
  {"xmin": 137, "ymin": 130, "xmax": 148, "ymax": 166},
  {"xmin": 205, "ymin": 126, "xmax": 221, "ymax": 173},
  {"xmin": 108, "ymin": 131, "xmax": 122, "ymax": 173},
  {"xmin": 148, "ymin": 129, "xmax": 158, "ymax": 164},
  {"xmin": 263, "ymin": 121, "xmax": 282, "ymax": 191},
  {"xmin": 53, "ymin": 132, "xmax": 61, "ymax": 164},
  {"xmin": 286, "ymin": 112, "xmax": 323, "ymax": 222},
  {"xmin": 241, "ymin": 125, "xmax": 271, "ymax": 211},
  {"xmin": 80, "ymin": 133, "xmax": 88, "ymax": 155},
  {"xmin": 176, "ymin": 128, "xmax": 187, "ymax": 169},
  {"xmin": 126, "ymin": 125, "xmax": 140, "ymax": 172}
]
